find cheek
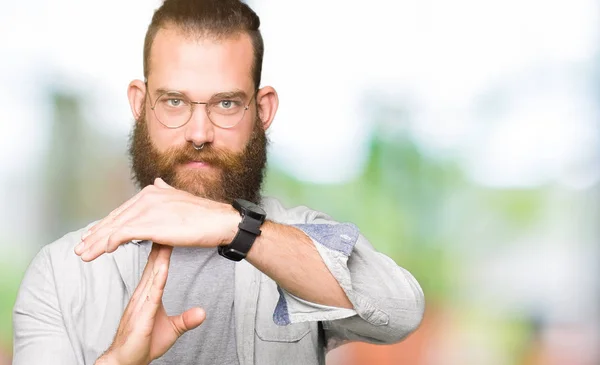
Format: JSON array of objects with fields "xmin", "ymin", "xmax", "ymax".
[
  {"xmin": 146, "ymin": 117, "xmax": 183, "ymax": 153},
  {"xmin": 213, "ymin": 124, "xmax": 253, "ymax": 153}
]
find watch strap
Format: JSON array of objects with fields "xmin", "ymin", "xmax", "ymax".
[
  {"xmin": 218, "ymin": 227, "xmax": 258, "ymax": 261},
  {"xmin": 238, "ymin": 215, "xmax": 263, "ymax": 235},
  {"xmin": 218, "ymin": 209, "xmax": 264, "ymax": 261}
]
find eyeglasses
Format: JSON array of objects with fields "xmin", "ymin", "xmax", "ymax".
[{"xmin": 146, "ymin": 87, "xmax": 256, "ymax": 129}]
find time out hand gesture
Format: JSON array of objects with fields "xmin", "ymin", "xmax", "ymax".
[
  {"xmin": 96, "ymin": 243, "xmax": 205, "ymax": 365},
  {"xmin": 75, "ymin": 178, "xmax": 239, "ymax": 262}
]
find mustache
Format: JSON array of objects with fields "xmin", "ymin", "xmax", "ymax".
[{"xmin": 165, "ymin": 143, "xmax": 243, "ymax": 170}]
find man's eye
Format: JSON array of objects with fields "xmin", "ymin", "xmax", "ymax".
[
  {"xmin": 167, "ymin": 99, "xmax": 183, "ymax": 107},
  {"xmin": 219, "ymin": 100, "xmax": 234, "ymax": 109}
]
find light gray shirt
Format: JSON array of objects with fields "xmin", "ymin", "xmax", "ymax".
[
  {"xmin": 13, "ymin": 196, "xmax": 425, "ymax": 365},
  {"xmin": 147, "ymin": 246, "xmax": 238, "ymax": 365}
]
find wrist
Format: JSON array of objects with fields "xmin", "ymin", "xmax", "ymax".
[{"xmin": 220, "ymin": 204, "xmax": 241, "ymax": 246}]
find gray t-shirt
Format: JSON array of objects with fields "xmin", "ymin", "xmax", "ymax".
[{"xmin": 141, "ymin": 245, "xmax": 239, "ymax": 365}]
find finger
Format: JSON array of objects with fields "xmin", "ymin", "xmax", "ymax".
[
  {"xmin": 81, "ymin": 190, "xmax": 146, "ymax": 240},
  {"xmin": 130, "ymin": 243, "xmax": 161, "ymax": 301},
  {"xmin": 140, "ymin": 243, "xmax": 163, "ymax": 286},
  {"xmin": 143, "ymin": 262, "xmax": 170, "ymax": 320},
  {"xmin": 75, "ymin": 199, "xmax": 140, "ymax": 256},
  {"xmin": 156, "ymin": 243, "xmax": 174, "ymax": 262},
  {"xmin": 132, "ymin": 244, "xmax": 171, "ymax": 312},
  {"xmin": 77, "ymin": 191, "xmax": 153, "ymax": 257},
  {"xmin": 154, "ymin": 177, "xmax": 175, "ymax": 189},
  {"xmin": 79, "ymin": 225, "xmax": 145, "ymax": 262},
  {"xmin": 169, "ymin": 307, "xmax": 206, "ymax": 336},
  {"xmin": 136, "ymin": 245, "xmax": 172, "ymax": 314},
  {"xmin": 119, "ymin": 243, "xmax": 160, "ymax": 327},
  {"xmin": 80, "ymin": 184, "xmax": 176, "ymax": 258},
  {"xmin": 134, "ymin": 261, "xmax": 160, "ymax": 314},
  {"xmin": 77, "ymin": 224, "xmax": 115, "ymax": 259},
  {"xmin": 79, "ymin": 229, "xmax": 118, "ymax": 262},
  {"xmin": 104, "ymin": 220, "xmax": 169, "ymax": 254},
  {"xmin": 80, "ymin": 207, "xmax": 163, "ymax": 261}
]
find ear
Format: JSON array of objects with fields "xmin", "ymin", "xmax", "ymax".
[
  {"xmin": 127, "ymin": 79, "xmax": 147, "ymax": 121},
  {"xmin": 255, "ymin": 86, "xmax": 279, "ymax": 130}
]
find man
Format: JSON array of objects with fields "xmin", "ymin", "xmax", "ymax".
[{"xmin": 12, "ymin": 0, "xmax": 424, "ymax": 364}]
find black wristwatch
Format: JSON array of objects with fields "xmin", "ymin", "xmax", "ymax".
[{"xmin": 218, "ymin": 199, "xmax": 267, "ymax": 261}]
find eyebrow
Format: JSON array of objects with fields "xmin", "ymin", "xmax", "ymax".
[
  {"xmin": 210, "ymin": 90, "xmax": 248, "ymax": 101},
  {"xmin": 153, "ymin": 88, "xmax": 249, "ymax": 101}
]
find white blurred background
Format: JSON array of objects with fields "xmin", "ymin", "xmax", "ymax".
[{"xmin": 1, "ymin": 0, "xmax": 598, "ymax": 364}]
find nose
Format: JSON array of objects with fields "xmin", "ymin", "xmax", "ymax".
[{"xmin": 184, "ymin": 103, "xmax": 215, "ymax": 147}]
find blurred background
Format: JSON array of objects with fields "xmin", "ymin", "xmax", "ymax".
[{"xmin": 1, "ymin": 0, "xmax": 598, "ymax": 364}]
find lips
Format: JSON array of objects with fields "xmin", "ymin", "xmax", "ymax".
[{"xmin": 184, "ymin": 161, "xmax": 209, "ymax": 168}]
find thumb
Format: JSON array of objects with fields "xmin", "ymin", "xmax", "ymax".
[
  {"xmin": 154, "ymin": 177, "xmax": 174, "ymax": 189},
  {"xmin": 169, "ymin": 307, "xmax": 206, "ymax": 336}
]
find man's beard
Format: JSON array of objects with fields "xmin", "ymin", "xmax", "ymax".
[{"xmin": 128, "ymin": 107, "xmax": 268, "ymax": 204}]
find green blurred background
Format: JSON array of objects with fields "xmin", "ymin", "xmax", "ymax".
[{"xmin": 1, "ymin": 0, "xmax": 598, "ymax": 364}]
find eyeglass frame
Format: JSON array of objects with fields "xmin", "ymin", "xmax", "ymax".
[{"xmin": 144, "ymin": 82, "xmax": 258, "ymax": 129}]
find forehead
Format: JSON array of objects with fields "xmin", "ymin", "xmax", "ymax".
[{"xmin": 148, "ymin": 26, "xmax": 254, "ymax": 97}]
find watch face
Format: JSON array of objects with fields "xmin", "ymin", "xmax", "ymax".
[{"xmin": 234, "ymin": 199, "xmax": 266, "ymax": 222}]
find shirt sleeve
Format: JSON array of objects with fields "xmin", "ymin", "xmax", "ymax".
[
  {"xmin": 273, "ymin": 210, "xmax": 425, "ymax": 350},
  {"xmin": 12, "ymin": 247, "xmax": 79, "ymax": 365}
]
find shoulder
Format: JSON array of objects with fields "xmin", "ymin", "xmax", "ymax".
[
  {"xmin": 42, "ymin": 223, "xmax": 94, "ymax": 264},
  {"xmin": 15, "ymin": 223, "xmax": 98, "ymax": 313},
  {"xmin": 21, "ymin": 221, "xmax": 119, "ymax": 295},
  {"xmin": 37, "ymin": 222, "xmax": 111, "ymax": 277},
  {"xmin": 22, "ymin": 223, "xmax": 93, "ymax": 276},
  {"xmin": 260, "ymin": 196, "xmax": 335, "ymax": 225}
]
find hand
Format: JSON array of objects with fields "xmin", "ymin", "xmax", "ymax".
[
  {"xmin": 97, "ymin": 243, "xmax": 205, "ymax": 365},
  {"xmin": 75, "ymin": 178, "xmax": 240, "ymax": 262}
]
